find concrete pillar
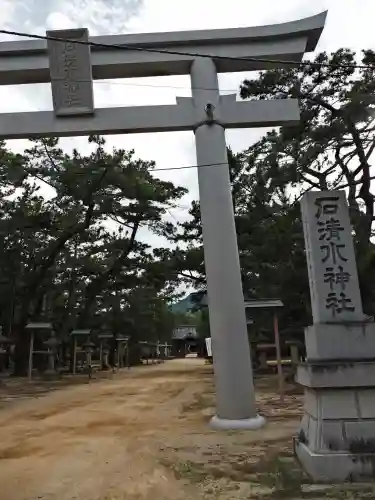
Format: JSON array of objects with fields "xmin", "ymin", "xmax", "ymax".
[
  {"xmin": 72, "ymin": 337, "xmax": 77, "ymax": 375},
  {"xmin": 190, "ymin": 58, "xmax": 264, "ymax": 430},
  {"xmin": 28, "ymin": 331, "xmax": 34, "ymax": 380},
  {"xmin": 103, "ymin": 351, "xmax": 109, "ymax": 369},
  {"xmin": 273, "ymin": 313, "xmax": 284, "ymax": 401},
  {"xmin": 126, "ymin": 341, "xmax": 130, "ymax": 369},
  {"xmin": 99, "ymin": 341, "xmax": 103, "ymax": 369},
  {"xmin": 290, "ymin": 344, "xmax": 300, "ymax": 364},
  {"xmin": 258, "ymin": 350, "xmax": 268, "ymax": 370}
]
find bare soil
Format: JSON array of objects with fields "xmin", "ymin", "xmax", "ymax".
[{"xmin": 0, "ymin": 359, "xmax": 373, "ymax": 500}]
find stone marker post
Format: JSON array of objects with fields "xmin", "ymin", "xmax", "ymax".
[{"xmin": 295, "ymin": 190, "xmax": 375, "ymax": 482}]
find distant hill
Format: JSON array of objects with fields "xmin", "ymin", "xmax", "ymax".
[{"xmin": 170, "ymin": 292, "xmax": 207, "ymax": 313}]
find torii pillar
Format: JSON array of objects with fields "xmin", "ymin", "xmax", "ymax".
[
  {"xmin": 0, "ymin": 11, "xmax": 327, "ymax": 429},
  {"xmin": 191, "ymin": 58, "xmax": 263, "ymax": 427}
]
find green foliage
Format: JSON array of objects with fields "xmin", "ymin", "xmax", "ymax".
[
  {"xmin": 0, "ymin": 136, "xmax": 186, "ymax": 372},
  {"xmin": 3, "ymin": 47, "xmax": 375, "ymax": 366},
  {"xmin": 171, "ymin": 48, "xmax": 375, "ymax": 339},
  {"xmin": 240, "ymin": 48, "xmax": 375, "ymax": 314},
  {"xmin": 196, "ymin": 309, "xmax": 210, "ymax": 339}
]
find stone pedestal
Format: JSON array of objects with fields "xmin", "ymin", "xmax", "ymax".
[
  {"xmin": 290, "ymin": 344, "xmax": 300, "ymax": 364},
  {"xmin": 44, "ymin": 352, "xmax": 60, "ymax": 380},
  {"xmin": 43, "ymin": 335, "xmax": 60, "ymax": 380},
  {"xmin": 294, "ymin": 323, "xmax": 375, "ymax": 482}
]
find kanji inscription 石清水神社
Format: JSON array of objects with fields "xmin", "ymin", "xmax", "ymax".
[{"xmin": 301, "ymin": 190, "xmax": 365, "ymax": 324}]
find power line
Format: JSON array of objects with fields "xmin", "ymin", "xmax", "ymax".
[
  {"xmin": 21, "ymin": 137, "xmax": 375, "ymax": 175},
  {"xmin": 8, "ymin": 70, "xmax": 245, "ymax": 94},
  {"xmin": 153, "ymin": 162, "xmax": 227, "ymax": 172},
  {"xmin": 10, "ymin": 105, "xmax": 375, "ymax": 178},
  {"xmin": 13, "ymin": 155, "xmax": 375, "ymax": 226},
  {"xmin": 21, "ymin": 151, "xmax": 375, "ymax": 176},
  {"xmin": 22, "ymin": 154, "xmax": 375, "ymax": 206},
  {"xmin": 0, "ymin": 28, "xmax": 374, "ymax": 72},
  {"xmin": 26, "ymin": 159, "xmax": 230, "ymax": 174},
  {"xmin": 94, "ymin": 79, "xmax": 239, "ymax": 93},
  {"xmin": 0, "ymin": 30, "xmax": 373, "ymax": 209}
]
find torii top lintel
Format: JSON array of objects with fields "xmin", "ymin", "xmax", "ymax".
[
  {"xmin": 0, "ymin": 11, "xmax": 327, "ymax": 85},
  {"xmin": 0, "ymin": 12, "xmax": 327, "ymax": 139}
]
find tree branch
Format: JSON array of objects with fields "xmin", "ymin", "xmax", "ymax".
[
  {"xmin": 178, "ymin": 271, "xmax": 205, "ymax": 284},
  {"xmin": 18, "ymin": 167, "xmax": 109, "ymax": 325},
  {"xmin": 298, "ymin": 172, "xmax": 321, "ymax": 189},
  {"xmin": 78, "ymin": 218, "xmax": 141, "ymax": 325},
  {"xmin": 43, "ymin": 143, "xmax": 62, "ymax": 173}
]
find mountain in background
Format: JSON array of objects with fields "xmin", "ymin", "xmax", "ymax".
[{"xmin": 170, "ymin": 291, "xmax": 207, "ymax": 314}]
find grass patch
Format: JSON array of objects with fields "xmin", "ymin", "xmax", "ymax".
[
  {"xmin": 162, "ymin": 448, "xmax": 375, "ymax": 499},
  {"xmin": 160, "ymin": 458, "xmax": 207, "ymax": 483},
  {"xmin": 162, "ymin": 367, "xmax": 375, "ymax": 499}
]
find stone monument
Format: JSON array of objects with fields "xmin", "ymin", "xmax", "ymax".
[
  {"xmin": 295, "ymin": 190, "xmax": 375, "ymax": 482},
  {"xmin": 0, "ymin": 12, "xmax": 327, "ymax": 429}
]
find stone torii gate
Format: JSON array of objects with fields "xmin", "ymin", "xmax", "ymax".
[{"xmin": 0, "ymin": 11, "xmax": 326, "ymax": 429}]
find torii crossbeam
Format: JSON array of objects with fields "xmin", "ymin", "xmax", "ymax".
[{"xmin": 0, "ymin": 11, "xmax": 327, "ymax": 429}]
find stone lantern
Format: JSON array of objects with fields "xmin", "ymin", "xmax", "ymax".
[
  {"xmin": 83, "ymin": 340, "xmax": 96, "ymax": 377},
  {"xmin": 98, "ymin": 332, "xmax": 113, "ymax": 370},
  {"xmin": 102, "ymin": 343, "xmax": 110, "ymax": 370},
  {"xmin": 43, "ymin": 332, "xmax": 60, "ymax": 379},
  {"xmin": 115, "ymin": 335, "xmax": 130, "ymax": 369}
]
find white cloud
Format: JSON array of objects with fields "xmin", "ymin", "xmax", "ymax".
[
  {"xmin": 1, "ymin": 0, "xmax": 375, "ymax": 247},
  {"xmin": 0, "ymin": 0, "xmax": 144, "ymax": 37},
  {"xmin": 46, "ymin": 12, "xmax": 76, "ymax": 31}
]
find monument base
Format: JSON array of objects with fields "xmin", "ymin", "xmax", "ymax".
[
  {"xmin": 304, "ymin": 322, "xmax": 375, "ymax": 361},
  {"xmin": 295, "ymin": 356, "xmax": 375, "ymax": 482},
  {"xmin": 210, "ymin": 414, "xmax": 266, "ymax": 430},
  {"xmin": 294, "ymin": 441, "xmax": 375, "ymax": 483}
]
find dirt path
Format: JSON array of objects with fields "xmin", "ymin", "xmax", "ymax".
[
  {"xmin": 0, "ymin": 359, "xmax": 203, "ymax": 500},
  {"xmin": 1, "ymin": 360, "xmax": 373, "ymax": 500}
]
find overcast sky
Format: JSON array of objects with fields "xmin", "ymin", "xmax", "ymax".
[{"xmin": 1, "ymin": 0, "xmax": 375, "ymax": 246}]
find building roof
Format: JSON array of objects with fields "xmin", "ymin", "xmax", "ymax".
[
  {"xmin": 172, "ymin": 325, "xmax": 198, "ymax": 340},
  {"xmin": 244, "ymin": 299, "xmax": 284, "ymax": 309},
  {"xmin": 171, "ymin": 293, "xmax": 283, "ymax": 313}
]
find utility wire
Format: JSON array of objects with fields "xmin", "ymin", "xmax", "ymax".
[
  {"xmin": 22, "ymin": 159, "xmax": 375, "ymax": 198},
  {"xmin": 28, "ymin": 159, "xmax": 230, "ymax": 174},
  {"xmin": 153, "ymin": 162, "xmax": 227, "ymax": 172},
  {"xmin": 94, "ymin": 80, "xmax": 238, "ymax": 93},
  {"xmin": 20, "ymin": 136, "xmax": 375, "ymax": 174},
  {"xmin": 0, "ymin": 28, "xmax": 374, "ymax": 72},
  {"xmin": 0, "ymin": 29, "xmax": 374, "ymax": 213}
]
